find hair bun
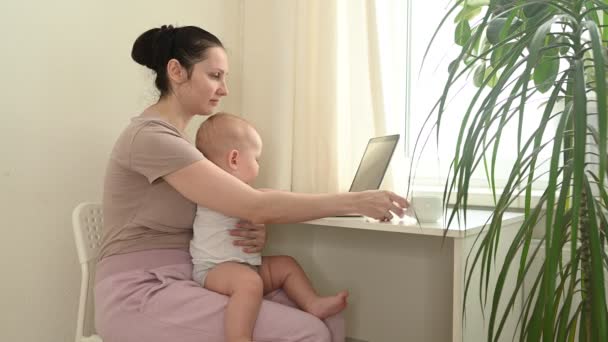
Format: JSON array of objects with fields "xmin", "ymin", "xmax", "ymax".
[
  {"xmin": 159, "ymin": 24, "xmax": 175, "ymax": 34},
  {"xmin": 131, "ymin": 25, "xmax": 176, "ymax": 70}
]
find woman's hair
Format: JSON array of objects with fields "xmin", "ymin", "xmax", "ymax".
[{"xmin": 131, "ymin": 25, "xmax": 224, "ymax": 97}]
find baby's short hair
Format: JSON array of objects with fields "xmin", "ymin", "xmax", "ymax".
[{"xmin": 195, "ymin": 112, "xmax": 256, "ymax": 161}]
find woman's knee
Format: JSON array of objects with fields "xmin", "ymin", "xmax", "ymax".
[{"xmin": 301, "ymin": 316, "xmax": 332, "ymax": 342}]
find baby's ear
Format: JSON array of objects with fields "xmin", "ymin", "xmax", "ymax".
[{"xmin": 227, "ymin": 149, "xmax": 239, "ymax": 170}]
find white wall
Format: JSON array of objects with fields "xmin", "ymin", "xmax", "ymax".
[{"xmin": 0, "ymin": 1, "xmax": 243, "ymax": 341}]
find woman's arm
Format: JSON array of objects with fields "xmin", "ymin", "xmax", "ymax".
[{"xmin": 164, "ymin": 159, "xmax": 406, "ymax": 223}]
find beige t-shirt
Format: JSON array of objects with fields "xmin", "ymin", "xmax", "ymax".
[{"xmin": 98, "ymin": 116, "xmax": 205, "ymax": 260}]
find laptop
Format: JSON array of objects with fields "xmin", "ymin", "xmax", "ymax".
[{"xmin": 335, "ymin": 134, "xmax": 400, "ymax": 217}]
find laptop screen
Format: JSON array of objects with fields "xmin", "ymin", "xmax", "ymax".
[{"xmin": 349, "ymin": 134, "xmax": 400, "ymax": 192}]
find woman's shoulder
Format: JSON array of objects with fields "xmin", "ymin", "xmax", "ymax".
[
  {"xmin": 109, "ymin": 114, "xmax": 201, "ymax": 171},
  {"xmin": 105, "ymin": 114, "xmax": 204, "ymax": 184},
  {"xmin": 112, "ymin": 115, "xmax": 191, "ymax": 152},
  {"xmin": 129, "ymin": 116, "xmax": 183, "ymax": 138}
]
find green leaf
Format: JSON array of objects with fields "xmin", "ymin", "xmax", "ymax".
[
  {"xmin": 508, "ymin": 18, "xmax": 523, "ymax": 35},
  {"xmin": 448, "ymin": 58, "xmax": 460, "ymax": 75},
  {"xmin": 484, "ymin": 65, "xmax": 498, "ymax": 87},
  {"xmin": 584, "ymin": 50, "xmax": 596, "ymax": 85},
  {"xmin": 526, "ymin": 16, "xmax": 564, "ymax": 76},
  {"xmin": 455, "ymin": 5, "xmax": 483, "ymax": 23},
  {"xmin": 582, "ymin": 20, "xmax": 608, "ymax": 204},
  {"xmin": 474, "ymin": 63, "xmax": 486, "ymax": 87},
  {"xmin": 557, "ymin": 36, "xmax": 571, "ymax": 55},
  {"xmin": 496, "ymin": 0, "xmax": 516, "ymax": 6},
  {"xmin": 486, "ymin": 17, "xmax": 507, "ymax": 45},
  {"xmin": 455, "ymin": 20, "xmax": 472, "ymax": 46},
  {"xmin": 583, "ymin": 178, "xmax": 608, "ymax": 341},
  {"xmin": 464, "ymin": 55, "xmax": 476, "ymax": 66},
  {"xmin": 604, "ymin": 11, "xmax": 608, "ymax": 46},
  {"xmin": 523, "ymin": 2, "xmax": 548, "ymax": 18},
  {"xmin": 568, "ymin": 59, "xmax": 587, "ymax": 341},
  {"xmin": 544, "ymin": 35, "xmax": 559, "ymax": 57},
  {"xmin": 491, "ymin": 0, "xmax": 517, "ymax": 16},
  {"xmin": 491, "ymin": 42, "xmax": 514, "ymax": 69},
  {"xmin": 466, "ymin": 0, "xmax": 489, "ymax": 6},
  {"xmin": 533, "ymin": 54, "xmax": 559, "ymax": 93},
  {"xmin": 466, "ymin": 26, "xmax": 483, "ymax": 61}
]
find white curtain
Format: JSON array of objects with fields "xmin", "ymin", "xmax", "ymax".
[{"xmin": 241, "ymin": 0, "xmax": 391, "ymax": 193}]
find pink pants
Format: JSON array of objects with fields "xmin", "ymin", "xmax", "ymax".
[{"xmin": 95, "ymin": 249, "xmax": 345, "ymax": 342}]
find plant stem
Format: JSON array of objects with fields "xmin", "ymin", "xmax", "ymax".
[{"xmin": 579, "ymin": 185, "xmax": 592, "ymax": 341}]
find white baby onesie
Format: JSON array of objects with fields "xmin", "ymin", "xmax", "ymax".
[{"xmin": 190, "ymin": 206, "xmax": 262, "ymax": 285}]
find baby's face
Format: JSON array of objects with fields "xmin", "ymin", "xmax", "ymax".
[{"xmin": 233, "ymin": 129, "xmax": 262, "ymax": 185}]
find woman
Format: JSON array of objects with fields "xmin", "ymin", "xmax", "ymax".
[{"xmin": 95, "ymin": 24, "xmax": 408, "ymax": 342}]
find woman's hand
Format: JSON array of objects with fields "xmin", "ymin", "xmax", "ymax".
[
  {"xmin": 357, "ymin": 190, "xmax": 409, "ymax": 221},
  {"xmin": 229, "ymin": 220, "xmax": 268, "ymax": 253}
]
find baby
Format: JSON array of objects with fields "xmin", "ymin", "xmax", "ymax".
[{"xmin": 191, "ymin": 112, "xmax": 348, "ymax": 342}]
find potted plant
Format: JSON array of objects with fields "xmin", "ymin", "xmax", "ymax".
[{"xmin": 416, "ymin": 0, "xmax": 608, "ymax": 340}]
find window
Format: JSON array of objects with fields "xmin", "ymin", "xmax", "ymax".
[{"xmin": 376, "ymin": 0, "xmax": 550, "ymax": 204}]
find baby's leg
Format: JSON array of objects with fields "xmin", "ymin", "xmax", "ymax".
[
  {"xmin": 259, "ymin": 255, "xmax": 348, "ymax": 319},
  {"xmin": 204, "ymin": 262, "xmax": 264, "ymax": 342}
]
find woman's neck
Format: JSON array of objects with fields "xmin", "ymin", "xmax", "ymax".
[{"xmin": 145, "ymin": 97, "xmax": 193, "ymax": 133}]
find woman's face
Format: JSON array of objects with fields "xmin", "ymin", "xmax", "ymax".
[{"xmin": 177, "ymin": 47, "xmax": 229, "ymax": 115}]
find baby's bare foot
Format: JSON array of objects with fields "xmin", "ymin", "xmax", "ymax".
[{"xmin": 306, "ymin": 291, "xmax": 349, "ymax": 319}]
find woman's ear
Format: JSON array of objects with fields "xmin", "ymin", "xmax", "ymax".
[
  {"xmin": 227, "ymin": 150, "xmax": 239, "ymax": 171},
  {"xmin": 167, "ymin": 59, "xmax": 187, "ymax": 84}
]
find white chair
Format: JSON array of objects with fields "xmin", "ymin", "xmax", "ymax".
[{"xmin": 72, "ymin": 202, "xmax": 104, "ymax": 342}]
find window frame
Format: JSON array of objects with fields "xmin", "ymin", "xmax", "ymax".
[{"xmin": 392, "ymin": 0, "xmax": 544, "ymax": 208}]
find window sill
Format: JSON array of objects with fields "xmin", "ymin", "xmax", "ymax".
[{"xmin": 406, "ymin": 185, "xmax": 543, "ymax": 210}]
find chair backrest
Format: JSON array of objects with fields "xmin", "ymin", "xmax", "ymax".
[
  {"xmin": 72, "ymin": 202, "xmax": 103, "ymax": 342},
  {"xmin": 73, "ymin": 202, "xmax": 103, "ymax": 264}
]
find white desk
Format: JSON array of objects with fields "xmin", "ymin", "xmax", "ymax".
[
  {"xmin": 304, "ymin": 210, "xmax": 523, "ymax": 237},
  {"xmin": 266, "ymin": 210, "xmax": 524, "ymax": 342}
]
